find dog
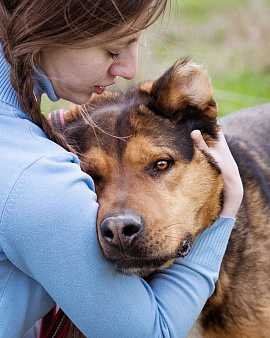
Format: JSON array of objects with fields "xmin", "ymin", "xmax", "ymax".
[{"xmin": 51, "ymin": 58, "xmax": 270, "ymax": 337}]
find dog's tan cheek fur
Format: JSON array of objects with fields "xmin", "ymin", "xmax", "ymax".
[{"xmin": 119, "ymin": 137, "xmax": 192, "ymax": 255}]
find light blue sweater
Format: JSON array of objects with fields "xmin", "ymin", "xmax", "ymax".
[{"xmin": 0, "ymin": 45, "xmax": 235, "ymax": 338}]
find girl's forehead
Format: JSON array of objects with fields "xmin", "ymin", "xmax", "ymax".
[
  {"xmin": 105, "ymin": 32, "xmax": 143, "ymax": 47},
  {"xmin": 74, "ymin": 29, "xmax": 143, "ymax": 49}
]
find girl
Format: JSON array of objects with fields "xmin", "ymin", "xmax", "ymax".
[{"xmin": 0, "ymin": 0, "xmax": 242, "ymax": 337}]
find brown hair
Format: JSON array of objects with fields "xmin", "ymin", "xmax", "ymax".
[{"xmin": 0, "ymin": 0, "xmax": 169, "ymax": 152}]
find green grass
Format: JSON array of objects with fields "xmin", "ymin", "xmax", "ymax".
[
  {"xmin": 213, "ymin": 70, "xmax": 270, "ymax": 116},
  {"xmin": 41, "ymin": 97, "xmax": 69, "ymax": 117},
  {"xmin": 174, "ymin": 0, "xmax": 247, "ymax": 23}
]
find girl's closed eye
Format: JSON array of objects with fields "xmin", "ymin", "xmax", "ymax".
[{"xmin": 108, "ymin": 51, "xmax": 122, "ymax": 60}]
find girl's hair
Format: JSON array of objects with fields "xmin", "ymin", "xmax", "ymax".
[{"xmin": 0, "ymin": 0, "xmax": 169, "ymax": 153}]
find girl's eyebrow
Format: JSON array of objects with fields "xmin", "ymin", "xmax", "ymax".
[{"xmin": 116, "ymin": 37, "xmax": 138, "ymax": 46}]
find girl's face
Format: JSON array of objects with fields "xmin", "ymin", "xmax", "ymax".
[{"xmin": 38, "ymin": 31, "xmax": 142, "ymax": 105}]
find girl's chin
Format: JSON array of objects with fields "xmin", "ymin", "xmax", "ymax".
[{"xmin": 63, "ymin": 92, "xmax": 94, "ymax": 105}]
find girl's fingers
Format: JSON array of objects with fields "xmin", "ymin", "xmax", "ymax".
[
  {"xmin": 190, "ymin": 130, "xmax": 209, "ymax": 153},
  {"xmin": 191, "ymin": 127, "xmax": 243, "ymax": 217}
]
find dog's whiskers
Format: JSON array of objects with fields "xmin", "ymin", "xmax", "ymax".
[
  {"xmin": 164, "ymin": 236, "xmax": 180, "ymax": 242},
  {"xmin": 162, "ymin": 223, "xmax": 180, "ymax": 229}
]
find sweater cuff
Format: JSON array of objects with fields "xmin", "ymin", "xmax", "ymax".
[{"xmin": 181, "ymin": 216, "xmax": 235, "ymax": 272}]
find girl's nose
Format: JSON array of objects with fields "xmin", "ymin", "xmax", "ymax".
[{"xmin": 109, "ymin": 46, "xmax": 138, "ymax": 80}]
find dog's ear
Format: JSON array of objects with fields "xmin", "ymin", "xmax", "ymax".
[{"xmin": 144, "ymin": 58, "xmax": 217, "ymax": 119}]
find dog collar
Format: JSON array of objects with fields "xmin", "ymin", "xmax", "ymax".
[{"xmin": 48, "ymin": 109, "xmax": 66, "ymax": 133}]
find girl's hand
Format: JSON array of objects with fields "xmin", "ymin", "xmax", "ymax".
[{"xmin": 190, "ymin": 127, "xmax": 243, "ymax": 218}]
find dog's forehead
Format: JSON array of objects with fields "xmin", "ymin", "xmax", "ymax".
[
  {"xmin": 88, "ymin": 86, "xmax": 178, "ymax": 135},
  {"xmin": 86, "ymin": 91, "xmax": 152, "ymax": 137},
  {"xmin": 84, "ymin": 94, "xmax": 195, "ymax": 163}
]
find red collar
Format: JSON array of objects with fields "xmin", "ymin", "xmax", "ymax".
[{"xmin": 48, "ymin": 109, "xmax": 66, "ymax": 133}]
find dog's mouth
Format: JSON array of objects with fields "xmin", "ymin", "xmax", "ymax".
[
  {"xmin": 113, "ymin": 235, "xmax": 193, "ymax": 276},
  {"xmin": 115, "ymin": 257, "xmax": 169, "ymax": 276}
]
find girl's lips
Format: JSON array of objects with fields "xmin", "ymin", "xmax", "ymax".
[
  {"xmin": 94, "ymin": 78, "xmax": 118, "ymax": 95},
  {"xmin": 94, "ymin": 86, "xmax": 106, "ymax": 95}
]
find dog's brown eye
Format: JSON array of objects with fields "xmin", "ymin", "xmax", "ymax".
[
  {"xmin": 154, "ymin": 160, "xmax": 170, "ymax": 171},
  {"xmin": 147, "ymin": 158, "xmax": 174, "ymax": 176}
]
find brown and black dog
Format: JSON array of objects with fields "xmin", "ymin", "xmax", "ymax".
[{"xmin": 54, "ymin": 58, "xmax": 270, "ymax": 337}]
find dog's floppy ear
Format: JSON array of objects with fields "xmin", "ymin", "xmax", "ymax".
[{"xmin": 147, "ymin": 58, "xmax": 217, "ymax": 119}]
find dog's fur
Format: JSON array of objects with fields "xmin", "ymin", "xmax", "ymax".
[{"xmin": 59, "ymin": 58, "xmax": 270, "ymax": 337}]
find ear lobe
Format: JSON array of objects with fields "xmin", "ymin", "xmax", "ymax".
[{"xmin": 151, "ymin": 58, "xmax": 217, "ymax": 118}]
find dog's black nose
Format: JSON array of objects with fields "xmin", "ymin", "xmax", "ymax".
[{"xmin": 100, "ymin": 210, "xmax": 143, "ymax": 249}]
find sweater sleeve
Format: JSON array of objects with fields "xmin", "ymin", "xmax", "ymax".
[{"xmin": 0, "ymin": 153, "xmax": 234, "ymax": 337}]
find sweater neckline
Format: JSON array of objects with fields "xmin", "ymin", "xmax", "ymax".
[{"xmin": 33, "ymin": 65, "xmax": 59, "ymax": 103}]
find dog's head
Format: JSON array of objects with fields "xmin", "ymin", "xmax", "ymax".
[{"xmin": 60, "ymin": 58, "xmax": 223, "ymax": 276}]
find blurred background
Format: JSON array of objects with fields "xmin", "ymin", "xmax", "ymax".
[{"xmin": 41, "ymin": 0, "xmax": 270, "ymax": 117}]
